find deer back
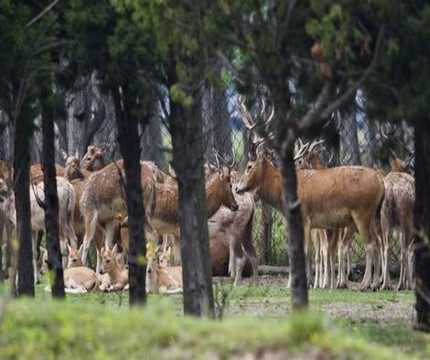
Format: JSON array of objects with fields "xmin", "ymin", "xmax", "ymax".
[
  {"xmin": 297, "ymin": 166, "xmax": 384, "ymax": 228},
  {"xmin": 381, "ymin": 172, "xmax": 415, "ymax": 232}
]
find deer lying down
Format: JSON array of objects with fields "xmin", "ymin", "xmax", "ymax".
[
  {"xmin": 99, "ymin": 244, "xmax": 128, "ymax": 291},
  {"xmin": 41, "ymin": 246, "xmax": 99, "ymax": 293},
  {"xmin": 146, "ymin": 247, "xmax": 183, "ymax": 294}
]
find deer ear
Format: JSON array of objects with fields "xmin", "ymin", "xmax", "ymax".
[
  {"xmin": 100, "ymin": 246, "xmax": 105, "ymax": 255},
  {"xmin": 67, "ymin": 244, "xmax": 72, "ymax": 253},
  {"xmin": 112, "ymin": 243, "xmax": 118, "ymax": 254},
  {"xmin": 78, "ymin": 244, "xmax": 84, "ymax": 257}
]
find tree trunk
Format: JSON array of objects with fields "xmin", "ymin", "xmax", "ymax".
[
  {"xmin": 169, "ymin": 75, "xmax": 214, "ymax": 317},
  {"xmin": 273, "ymin": 92, "xmax": 308, "ymax": 309},
  {"xmin": 279, "ymin": 131, "xmax": 309, "ymax": 310},
  {"xmin": 112, "ymin": 86, "xmax": 147, "ymax": 306},
  {"xmin": 13, "ymin": 101, "xmax": 34, "ymax": 296},
  {"xmin": 141, "ymin": 99, "xmax": 163, "ymax": 165},
  {"xmin": 40, "ymin": 83, "xmax": 65, "ymax": 299},
  {"xmin": 414, "ymin": 118, "xmax": 430, "ymax": 333}
]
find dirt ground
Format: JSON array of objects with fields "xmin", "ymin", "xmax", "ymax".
[{"xmin": 212, "ymin": 275, "xmax": 416, "ymax": 324}]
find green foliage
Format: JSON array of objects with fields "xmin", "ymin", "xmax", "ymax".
[{"xmin": 0, "ymin": 293, "xmax": 424, "ymax": 360}]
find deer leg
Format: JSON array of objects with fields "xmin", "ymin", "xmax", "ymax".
[
  {"xmin": 234, "ymin": 257, "xmax": 246, "ymax": 286},
  {"xmin": 312, "ymin": 230, "xmax": 320, "ymax": 289},
  {"xmin": 380, "ymin": 224, "xmax": 391, "ymax": 290},
  {"xmin": 228, "ymin": 234, "xmax": 236, "ymax": 279},
  {"xmin": 104, "ymin": 220, "xmax": 115, "ymax": 249},
  {"xmin": 32, "ymin": 231, "xmax": 40, "ymax": 284},
  {"xmin": 81, "ymin": 212, "xmax": 98, "ymax": 266}
]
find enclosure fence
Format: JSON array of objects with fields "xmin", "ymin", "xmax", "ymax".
[{"xmin": 0, "ymin": 79, "xmax": 415, "ymax": 272}]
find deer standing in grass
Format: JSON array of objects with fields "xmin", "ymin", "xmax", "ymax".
[
  {"xmin": 379, "ymin": 170, "xmax": 415, "ymax": 290},
  {"xmin": 79, "ymin": 159, "xmax": 156, "ymax": 269},
  {"xmin": 236, "ymin": 98, "xmax": 385, "ymax": 290},
  {"xmin": 207, "ymin": 170, "xmax": 256, "ymax": 285},
  {"xmin": 0, "ymin": 177, "xmax": 77, "ymax": 283}
]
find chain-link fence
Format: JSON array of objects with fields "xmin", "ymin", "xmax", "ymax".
[{"xmin": 0, "ymin": 81, "xmax": 414, "ymax": 272}]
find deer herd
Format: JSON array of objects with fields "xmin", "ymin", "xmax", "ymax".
[{"xmin": 0, "ymin": 101, "xmax": 417, "ymax": 296}]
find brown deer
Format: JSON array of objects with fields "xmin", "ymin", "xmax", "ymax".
[
  {"xmin": 380, "ymin": 172, "xmax": 415, "ymax": 290},
  {"xmin": 79, "ymin": 159, "xmax": 156, "ymax": 268},
  {"xmin": 63, "ymin": 155, "xmax": 109, "ymax": 273},
  {"xmin": 0, "ymin": 177, "xmax": 77, "ymax": 282},
  {"xmin": 150, "ymin": 166, "xmax": 238, "ymax": 237},
  {"xmin": 294, "ymin": 140, "xmax": 343, "ymax": 289},
  {"xmin": 236, "ymin": 98, "xmax": 385, "ymax": 290}
]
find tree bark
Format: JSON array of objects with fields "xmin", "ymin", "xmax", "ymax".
[
  {"xmin": 13, "ymin": 96, "xmax": 34, "ymax": 296},
  {"xmin": 272, "ymin": 89, "xmax": 308, "ymax": 309},
  {"xmin": 169, "ymin": 73, "xmax": 214, "ymax": 317},
  {"xmin": 40, "ymin": 83, "xmax": 65, "ymax": 299},
  {"xmin": 112, "ymin": 86, "xmax": 147, "ymax": 306},
  {"xmin": 414, "ymin": 118, "xmax": 430, "ymax": 333},
  {"xmin": 279, "ymin": 129, "xmax": 308, "ymax": 310}
]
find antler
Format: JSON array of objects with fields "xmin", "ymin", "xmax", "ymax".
[
  {"xmin": 238, "ymin": 95, "xmax": 275, "ymax": 159},
  {"xmin": 293, "ymin": 138, "xmax": 310, "ymax": 161},
  {"xmin": 294, "ymin": 138, "xmax": 325, "ymax": 162}
]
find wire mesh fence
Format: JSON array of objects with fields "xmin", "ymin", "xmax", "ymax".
[{"xmin": 0, "ymin": 81, "xmax": 414, "ymax": 272}]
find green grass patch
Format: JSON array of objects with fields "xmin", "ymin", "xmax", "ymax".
[{"xmin": 0, "ymin": 281, "xmax": 427, "ymax": 359}]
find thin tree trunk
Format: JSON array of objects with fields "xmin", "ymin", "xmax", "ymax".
[
  {"xmin": 169, "ymin": 74, "xmax": 214, "ymax": 317},
  {"xmin": 112, "ymin": 86, "xmax": 147, "ymax": 306},
  {"xmin": 13, "ymin": 99, "xmax": 34, "ymax": 296},
  {"xmin": 40, "ymin": 83, "xmax": 65, "ymax": 299},
  {"xmin": 414, "ymin": 118, "xmax": 430, "ymax": 333}
]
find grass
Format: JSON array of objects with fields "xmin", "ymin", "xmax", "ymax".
[{"xmin": 0, "ymin": 280, "xmax": 428, "ymax": 359}]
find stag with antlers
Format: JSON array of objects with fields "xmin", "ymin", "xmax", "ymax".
[{"xmin": 236, "ymin": 97, "xmax": 385, "ymax": 290}]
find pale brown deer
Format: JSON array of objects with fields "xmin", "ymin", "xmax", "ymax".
[
  {"xmin": 236, "ymin": 98, "xmax": 385, "ymax": 290},
  {"xmin": 380, "ymin": 172, "xmax": 415, "ymax": 290},
  {"xmin": 0, "ymin": 177, "xmax": 77, "ymax": 282},
  {"xmin": 30, "ymin": 163, "xmax": 65, "ymax": 185},
  {"xmin": 207, "ymin": 175, "xmax": 256, "ymax": 286},
  {"xmin": 146, "ymin": 246, "xmax": 182, "ymax": 294},
  {"xmin": 80, "ymin": 145, "xmax": 106, "ymax": 172},
  {"xmin": 99, "ymin": 244, "xmax": 128, "ymax": 291},
  {"xmin": 79, "ymin": 159, "xmax": 156, "ymax": 269}
]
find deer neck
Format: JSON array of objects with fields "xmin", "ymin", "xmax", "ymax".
[
  {"xmin": 257, "ymin": 160, "xmax": 284, "ymax": 213},
  {"xmin": 205, "ymin": 176, "xmax": 224, "ymax": 218}
]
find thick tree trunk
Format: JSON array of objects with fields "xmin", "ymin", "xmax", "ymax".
[
  {"xmin": 414, "ymin": 119, "xmax": 430, "ymax": 333},
  {"xmin": 273, "ymin": 90, "xmax": 308, "ymax": 309},
  {"xmin": 113, "ymin": 87, "xmax": 147, "ymax": 306},
  {"xmin": 13, "ymin": 103, "xmax": 34, "ymax": 296},
  {"xmin": 169, "ymin": 79, "xmax": 214, "ymax": 317},
  {"xmin": 41, "ymin": 84, "xmax": 65, "ymax": 299},
  {"xmin": 279, "ymin": 130, "xmax": 308, "ymax": 310}
]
